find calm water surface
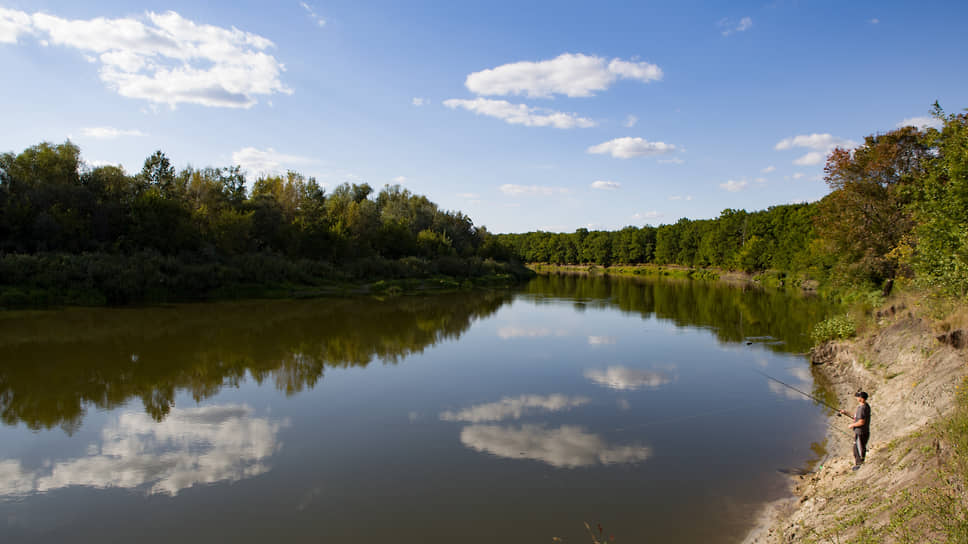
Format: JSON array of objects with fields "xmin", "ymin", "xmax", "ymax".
[{"xmin": 0, "ymin": 274, "xmax": 836, "ymax": 543}]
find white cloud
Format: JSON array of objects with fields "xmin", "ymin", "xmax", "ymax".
[
  {"xmin": 775, "ymin": 133, "xmax": 857, "ymax": 167},
  {"xmin": 755, "ymin": 177, "xmax": 767, "ymax": 184},
  {"xmin": 668, "ymin": 195, "xmax": 693, "ymax": 201},
  {"xmin": 720, "ymin": 16, "xmax": 753, "ymax": 36},
  {"xmin": 587, "ymin": 137, "xmax": 677, "ymax": 159},
  {"xmin": 590, "ymin": 180, "xmax": 621, "ymax": 191},
  {"xmin": 392, "ymin": 175, "xmax": 407, "ymax": 183},
  {"xmin": 1, "ymin": 9, "xmax": 290, "ymax": 109},
  {"xmin": 870, "ymin": 18, "xmax": 880, "ymax": 24},
  {"xmin": 588, "ymin": 336, "xmax": 616, "ymax": 345},
  {"xmin": 464, "ymin": 53, "xmax": 662, "ymax": 98},
  {"xmin": 499, "ymin": 184, "xmax": 571, "ymax": 197},
  {"xmin": 793, "ymin": 151, "xmax": 826, "ymax": 166},
  {"xmin": 761, "ymin": 165, "xmax": 776, "ymax": 173},
  {"xmin": 584, "ymin": 366, "xmax": 674, "ymax": 391},
  {"xmin": 633, "ymin": 211, "xmax": 662, "ymax": 221},
  {"xmin": 81, "ymin": 126, "xmax": 145, "ymax": 139},
  {"xmin": 459, "ymin": 424, "xmax": 651, "ymax": 468},
  {"xmin": 792, "ymin": 172, "xmax": 806, "ymax": 179},
  {"xmin": 0, "ymin": 7, "xmax": 32, "ymax": 44},
  {"xmin": 0, "ymin": 404, "xmax": 284, "ymax": 497},
  {"xmin": 300, "ymin": 2, "xmax": 326, "ymax": 27},
  {"xmin": 774, "ymin": 133, "xmax": 856, "ymax": 151},
  {"xmin": 411, "ymin": 97, "xmax": 427, "ymax": 106},
  {"xmin": 897, "ymin": 116, "xmax": 942, "ymax": 130},
  {"xmin": 624, "ymin": 114, "xmax": 638, "ymax": 128},
  {"xmin": 444, "ymin": 98, "xmax": 595, "ymax": 129},
  {"xmin": 658, "ymin": 157, "xmax": 684, "ymax": 165},
  {"xmin": 720, "ymin": 179, "xmax": 748, "ymax": 192},
  {"xmin": 231, "ymin": 147, "xmax": 316, "ymax": 175},
  {"xmin": 440, "ymin": 394, "xmax": 591, "ymax": 423}
]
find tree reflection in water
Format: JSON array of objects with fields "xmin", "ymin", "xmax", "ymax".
[{"xmin": 0, "ymin": 291, "xmax": 512, "ymax": 431}]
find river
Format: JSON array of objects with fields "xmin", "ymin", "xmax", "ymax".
[{"xmin": 0, "ymin": 273, "xmax": 835, "ymax": 543}]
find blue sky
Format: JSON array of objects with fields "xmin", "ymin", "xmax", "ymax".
[{"xmin": 1, "ymin": 1, "xmax": 965, "ymax": 233}]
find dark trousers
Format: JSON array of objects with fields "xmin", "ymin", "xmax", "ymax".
[{"xmin": 853, "ymin": 432, "xmax": 869, "ymax": 465}]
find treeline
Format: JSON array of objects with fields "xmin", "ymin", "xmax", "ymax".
[
  {"xmin": 0, "ymin": 142, "xmax": 527, "ymax": 305},
  {"xmin": 497, "ymin": 203, "xmax": 817, "ymax": 273},
  {"xmin": 498, "ymin": 106, "xmax": 968, "ymax": 297}
]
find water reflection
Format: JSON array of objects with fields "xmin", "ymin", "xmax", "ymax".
[
  {"xmin": 587, "ymin": 336, "xmax": 616, "ymax": 345},
  {"xmin": 0, "ymin": 291, "xmax": 511, "ymax": 430},
  {"xmin": 524, "ymin": 273, "xmax": 834, "ymax": 353},
  {"xmin": 584, "ymin": 366, "xmax": 675, "ymax": 391},
  {"xmin": 766, "ymin": 367, "xmax": 815, "ymax": 401},
  {"xmin": 496, "ymin": 326, "xmax": 569, "ymax": 339},
  {"xmin": 0, "ymin": 404, "xmax": 283, "ymax": 497},
  {"xmin": 459, "ymin": 424, "xmax": 652, "ymax": 468},
  {"xmin": 440, "ymin": 394, "xmax": 590, "ymax": 423}
]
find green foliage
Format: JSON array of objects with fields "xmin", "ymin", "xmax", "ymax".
[
  {"xmin": 0, "ymin": 141, "xmax": 527, "ymax": 306},
  {"xmin": 811, "ymin": 314, "xmax": 857, "ymax": 344}
]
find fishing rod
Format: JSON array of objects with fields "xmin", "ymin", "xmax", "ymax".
[
  {"xmin": 752, "ymin": 369, "xmax": 845, "ymax": 415},
  {"xmin": 752, "ymin": 369, "xmax": 856, "ymax": 438}
]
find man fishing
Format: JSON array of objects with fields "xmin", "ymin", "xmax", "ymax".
[{"xmin": 840, "ymin": 391, "xmax": 871, "ymax": 471}]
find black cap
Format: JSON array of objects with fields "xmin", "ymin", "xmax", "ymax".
[{"xmin": 855, "ymin": 391, "xmax": 868, "ymax": 400}]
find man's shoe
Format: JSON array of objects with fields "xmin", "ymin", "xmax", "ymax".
[{"xmin": 851, "ymin": 465, "xmax": 861, "ymax": 471}]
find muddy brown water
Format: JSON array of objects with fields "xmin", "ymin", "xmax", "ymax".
[{"xmin": 0, "ymin": 274, "xmax": 836, "ymax": 543}]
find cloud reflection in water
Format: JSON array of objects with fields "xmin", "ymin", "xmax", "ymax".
[
  {"xmin": 460, "ymin": 424, "xmax": 652, "ymax": 468},
  {"xmin": 584, "ymin": 366, "xmax": 675, "ymax": 391},
  {"xmin": 440, "ymin": 394, "xmax": 590, "ymax": 423},
  {"xmin": 0, "ymin": 404, "xmax": 285, "ymax": 497}
]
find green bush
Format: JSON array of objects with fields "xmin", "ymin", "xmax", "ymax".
[{"xmin": 811, "ymin": 314, "xmax": 857, "ymax": 344}]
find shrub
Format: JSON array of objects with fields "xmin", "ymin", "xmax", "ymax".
[{"xmin": 811, "ymin": 314, "xmax": 857, "ymax": 344}]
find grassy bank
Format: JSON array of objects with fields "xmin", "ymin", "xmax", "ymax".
[
  {"xmin": 747, "ymin": 290, "xmax": 968, "ymax": 543},
  {"xmin": 527, "ymin": 262, "xmax": 820, "ymax": 289},
  {"xmin": 0, "ymin": 251, "xmax": 533, "ymax": 308}
]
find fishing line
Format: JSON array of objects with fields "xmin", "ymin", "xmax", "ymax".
[{"xmin": 752, "ymin": 368, "xmax": 844, "ymax": 414}]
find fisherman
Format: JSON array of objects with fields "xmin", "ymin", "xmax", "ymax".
[{"xmin": 839, "ymin": 391, "xmax": 871, "ymax": 471}]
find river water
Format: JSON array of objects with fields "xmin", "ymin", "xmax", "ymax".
[{"xmin": 0, "ymin": 274, "xmax": 835, "ymax": 543}]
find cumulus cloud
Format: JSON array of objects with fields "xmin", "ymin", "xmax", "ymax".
[
  {"xmin": 668, "ymin": 195, "xmax": 693, "ymax": 201},
  {"xmin": 392, "ymin": 175, "xmax": 407, "ymax": 183},
  {"xmin": 0, "ymin": 8, "xmax": 290, "ymax": 108},
  {"xmin": 499, "ymin": 184, "xmax": 571, "ymax": 197},
  {"xmin": 897, "ymin": 116, "xmax": 942, "ymax": 130},
  {"xmin": 444, "ymin": 98, "xmax": 595, "ymax": 128},
  {"xmin": 440, "ymin": 394, "xmax": 591, "ymax": 423},
  {"xmin": 411, "ymin": 97, "xmax": 427, "ymax": 106},
  {"xmin": 719, "ymin": 16, "xmax": 753, "ymax": 36},
  {"xmin": 590, "ymin": 180, "xmax": 621, "ymax": 191},
  {"xmin": 587, "ymin": 137, "xmax": 677, "ymax": 159},
  {"xmin": 0, "ymin": 8, "xmax": 32, "ymax": 44},
  {"xmin": 464, "ymin": 53, "xmax": 662, "ymax": 98},
  {"xmin": 584, "ymin": 366, "xmax": 674, "ymax": 391},
  {"xmin": 231, "ymin": 147, "xmax": 316, "ymax": 176},
  {"xmin": 792, "ymin": 172, "xmax": 806, "ymax": 180},
  {"xmin": 0, "ymin": 404, "xmax": 284, "ymax": 497},
  {"xmin": 761, "ymin": 165, "xmax": 776, "ymax": 173},
  {"xmin": 300, "ymin": 2, "xmax": 326, "ymax": 27},
  {"xmin": 624, "ymin": 114, "xmax": 638, "ymax": 128},
  {"xmin": 459, "ymin": 424, "xmax": 652, "ymax": 468},
  {"xmin": 720, "ymin": 179, "xmax": 748, "ymax": 192},
  {"xmin": 775, "ymin": 133, "xmax": 857, "ymax": 166}
]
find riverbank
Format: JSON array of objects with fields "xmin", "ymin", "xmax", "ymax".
[
  {"xmin": 527, "ymin": 263, "xmax": 818, "ymax": 291},
  {"xmin": 0, "ymin": 251, "xmax": 533, "ymax": 309},
  {"xmin": 743, "ymin": 294, "xmax": 968, "ymax": 543}
]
